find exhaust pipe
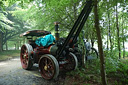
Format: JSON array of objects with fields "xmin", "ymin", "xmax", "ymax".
[{"xmin": 54, "ymin": 22, "xmax": 60, "ymax": 41}]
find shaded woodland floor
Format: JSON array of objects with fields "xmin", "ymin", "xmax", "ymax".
[{"xmin": 63, "ymin": 58, "xmax": 128, "ymax": 85}]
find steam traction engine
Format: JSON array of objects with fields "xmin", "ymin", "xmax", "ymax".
[{"xmin": 20, "ymin": 0, "xmax": 93, "ymax": 80}]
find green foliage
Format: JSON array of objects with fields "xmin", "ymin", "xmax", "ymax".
[
  {"xmin": 66, "ymin": 67, "xmax": 101, "ymax": 84},
  {"xmin": 118, "ymin": 61, "xmax": 128, "ymax": 76},
  {"xmin": 85, "ymin": 59, "xmax": 100, "ymax": 74},
  {"xmin": 0, "ymin": 3, "xmax": 31, "ymax": 50},
  {"xmin": 105, "ymin": 49, "xmax": 120, "ymax": 73},
  {"xmin": 67, "ymin": 68, "xmax": 91, "ymax": 81},
  {"xmin": 82, "ymin": 84, "xmax": 90, "ymax": 85},
  {"xmin": 113, "ymin": 60, "xmax": 128, "ymax": 84}
]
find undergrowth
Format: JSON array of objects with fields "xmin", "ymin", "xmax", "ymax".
[
  {"xmin": 0, "ymin": 50, "xmax": 20, "ymax": 61},
  {"xmin": 66, "ymin": 49, "xmax": 128, "ymax": 84}
]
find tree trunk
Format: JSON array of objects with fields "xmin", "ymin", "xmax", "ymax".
[
  {"xmin": 0, "ymin": 31, "xmax": 3, "ymax": 52},
  {"xmin": 82, "ymin": 45, "xmax": 85, "ymax": 67},
  {"xmin": 73, "ymin": 2, "xmax": 77, "ymax": 21},
  {"xmin": 107, "ymin": 32, "xmax": 109, "ymax": 50},
  {"xmin": 123, "ymin": 38, "xmax": 125, "ymax": 58},
  {"xmin": 113, "ymin": 23, "xmax": 116, "ymax": 49},
  {"xmin": 17, "ymin": 41, "xmax": 19, "ymax": 50},
  {"xmin": 108, "ymin": 13, "xmax": 112, "ymax": 51},
  {"xmin": 91, "ymin": 39, "xmax": 95, "ymax": 48},
  {"xmin": 107, "ymin": 1, "xmax": 112, "ymax": 51},
  {"xmin": 122, "ymin": 15, "xmax": 125, "ymax": 58},
  {"xmin": 5, "ymin": 41, "xmax": 8, "ymax": 50},
  {"xmin": 19, "ymin": 41, "xmax": 21, "ymax": 50},
  {"xmin": 94, "ymin": 0, "xmax": 107, "ymax": 85},
  {"xmin": 116, "ymin": 4, "xmax": 121, "ymax": 59},
  {"xmin": 14, "ymin": 44, "xmax": 16, "ymax": 50},
  {"xmin": 23, "ymin": 37, "xmax": 25, "ymax": 44}
]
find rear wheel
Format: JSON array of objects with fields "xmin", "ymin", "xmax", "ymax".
[
  {"xmin": 63, "ymin": 52, "xmax": 78, "ymax": 71},
  {"xmin": 20, "ymin": 44, "xmax": 33, "ymax": 70},
  {"xmin": 39, "ymin": 54, "xmax": 59, "ymax": 80}
]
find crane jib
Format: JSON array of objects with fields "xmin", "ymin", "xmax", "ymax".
[{"xmin": 56, "ymin": 0, "xmax": 93, "ymax": 58}]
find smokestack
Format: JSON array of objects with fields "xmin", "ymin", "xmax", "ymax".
[{"xmin": 54, "ymin": 22, "xmax": 60, "ymax": 41}]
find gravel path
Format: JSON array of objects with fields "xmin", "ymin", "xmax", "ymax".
[{"xmin": 0, "ymin": 57, "xmax": 65, "ymax": 85}]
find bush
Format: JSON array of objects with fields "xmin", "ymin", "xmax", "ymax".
[{"xmin": 104, "ymin": 49, "xmax": 120, "ymax": 73}]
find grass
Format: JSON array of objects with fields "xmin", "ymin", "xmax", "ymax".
[{"xmin": 0, "ymin": 50, "xmax": 20, "ymax": 61}]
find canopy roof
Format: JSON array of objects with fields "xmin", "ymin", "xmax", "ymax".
[{"xmin": 20, "ymin": 30, "xmax": 51, "ymax": 37}]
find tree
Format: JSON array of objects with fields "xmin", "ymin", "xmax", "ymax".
[
  {"xmin": 94, "ymin": 0, "xmax": 107, "ymax": 85},
  {"xmin": 115, "ymin": 2, "xmax": 121, "ymax": 59},
  {"xmin": 0, "ymin": 29, "xmax": 3, "ymax": 51}
]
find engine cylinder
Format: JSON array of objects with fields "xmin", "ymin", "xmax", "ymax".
[{"xmin": 49, "ymin": 45, "xmax": 58, "ymax": 56}]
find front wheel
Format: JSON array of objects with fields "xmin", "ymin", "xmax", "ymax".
[{"xmin": 38, "ymin": 54, "xmax": 59, "ymax": 80}]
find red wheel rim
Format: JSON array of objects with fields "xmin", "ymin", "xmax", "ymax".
[
  {"xmin": 20, "ymin": 45, "xmax": 29, "ymax": 69},
  {"xmin": 39, "ymin": 57, "xmax": 55, "ymax": 80}
]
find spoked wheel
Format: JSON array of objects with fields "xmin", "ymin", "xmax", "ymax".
[
  {"xmin": 20, "ymin": 44, "xmax": 33, "ymax": 70},
  {"xmin": 39, "ymin": 54, "xmax": 59, "ymax": 80},
  {"xmin": 63, "ymin": 52, "xmax": 78, "ymax": 71}
]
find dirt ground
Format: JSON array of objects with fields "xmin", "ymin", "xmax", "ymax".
[
  {"xmin": 0, "ymin": 57, "xmax": 66, "ymax": 85},
  {"xmin": 1, "ymin": 57, "xmax": 127, "ymax": 85}
]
